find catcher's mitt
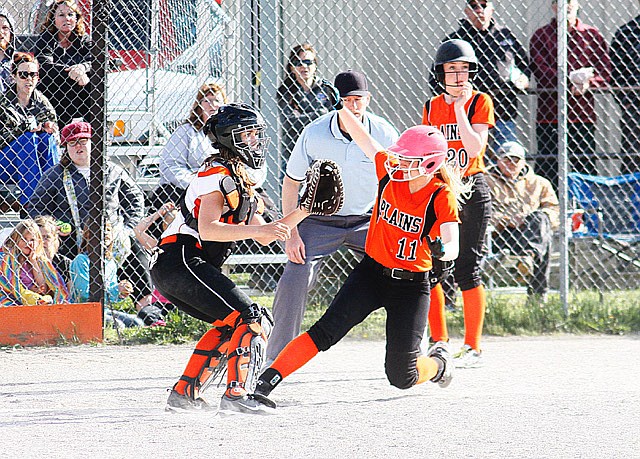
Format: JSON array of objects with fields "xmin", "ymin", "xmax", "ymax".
[{"xmin": 299, "ymin": 159, "xmax": 345, "ymax": 216}]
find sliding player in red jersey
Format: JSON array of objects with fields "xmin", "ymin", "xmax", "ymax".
[{"xmin": 249, "ymin": 82, "xmax": 465, "ymax": 411}]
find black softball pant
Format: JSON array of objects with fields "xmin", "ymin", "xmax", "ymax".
[
  {"xmin": 453, "ymin": 172, "xmax": 492, "ymax": 291},
  {"xmin": 150, "ymin": 237, "xmax": 253, "ymax": 323},
  {"xmin": 307, "ymin": 255, "xmax": 430, "ymax": 390}
]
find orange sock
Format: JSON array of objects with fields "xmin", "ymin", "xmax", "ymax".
[
  {"xmin": 174, "ymin": 327, "xmax": 226, "ymax": 396},
  {"xmin": 271, "ymin": 332, "xmax": 319, "ymax": 379},
  {"xmin": 461, "ymin": 285, "xmax": 486, "ymax": 350},
  {"xmin": 415, "ymin": 355, "xmax": 440, "ymax": 385},
  {"xmin": 428, "ymin": 283, "xmax": 449, "ymax": 342}
]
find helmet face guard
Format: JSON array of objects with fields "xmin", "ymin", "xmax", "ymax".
[
  {"xmin": 384, "ymin": 151, "xmax": 447, "ymax": 182},
  {"xmin": 205, "ymin": 103, "xmax": 270, "ymax": 169},
  {"xmin": 230, "ymin": 123, "xmax": 270, "ymax": 169}
]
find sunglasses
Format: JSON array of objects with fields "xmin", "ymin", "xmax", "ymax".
[
  {"xmin": 291, "ymin": 58, "xmax": 315, "ymax": 67},
  {"xmin": 17, "ymin": 71, "xmax": 39, "ymax": 79},
  {"xmin": 67, "ymin": 138, "xmax": 89, "ymax": 147},
  {"xmin": 468, "ymin": 2, "xmax": 489, "ymax": 10}
]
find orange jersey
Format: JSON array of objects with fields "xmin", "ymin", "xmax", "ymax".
[
  {"xmin": 365, "ymin": 151, "xmax": 460, "ymax": 271},
  {"xmin": 422, "ymin": 91, "xmax": 495, "ymax": 177}
]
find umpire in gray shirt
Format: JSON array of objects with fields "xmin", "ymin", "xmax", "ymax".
[{"xmin": 266, "ymin": 70, "xmax": 399, "ymax": 363}]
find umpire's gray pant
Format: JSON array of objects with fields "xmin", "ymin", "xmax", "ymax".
[{"xmin": 266, "ymin": 214, "xmax": 369, "ymax": 362}]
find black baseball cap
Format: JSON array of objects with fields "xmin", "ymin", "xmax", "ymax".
[{"xmin": 334, "ymin": 70, "xmax": 369, "ymax": 97}]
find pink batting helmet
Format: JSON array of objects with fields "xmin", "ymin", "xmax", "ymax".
[{"xmin": 384, "ymin": 125, "xmax": 448, "ymax": 181}]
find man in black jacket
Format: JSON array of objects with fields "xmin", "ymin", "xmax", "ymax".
[
  {"xmin": 611, "ymin": 13, "xmax": 640, "ymax": 174},
  {"xmin": 430, "ymin": 0, "xmax": 530, "ymax": 156}
]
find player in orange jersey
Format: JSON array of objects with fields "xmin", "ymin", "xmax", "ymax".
[
  {"xmin": 250, "ymin": 83, "xmax": 463, "ymax": 410},
  {"xmin": 422, "ymin": 39, "xmax": 495, "ymax": 368}
]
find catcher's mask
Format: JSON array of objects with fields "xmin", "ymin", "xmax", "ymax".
[
  {"xmin": 204, "ymin": 103, "xmax": 270, "ymax": 169},
  {"xmin": 433, "ymin": 39, "xmax": 478, "ymax": 90},
  {"xmin": 384, "ymin": 126, "xmax": 448, "ymax": 182}
]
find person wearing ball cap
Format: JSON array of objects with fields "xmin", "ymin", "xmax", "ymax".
[
  {"xmin": 28, "ymin": 120, "xmax": 154, "ymax": 313},
  {"xmin": 252, "ymin": 84, "xmax": 464, "ymax": 410},
  {"xmin": 266, "ymin": 69, "xmax": 399, "ymax": 365},
  {"xmin": 486, "ymin": 141, "xmax": 559, "ymax": 302}
]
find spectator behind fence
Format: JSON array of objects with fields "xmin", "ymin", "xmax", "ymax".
[
  {"xmin": 277, "ymin": 43, "xmax": 332, "ymax": 167},
  {"xmin": 153, "ymin": 83, "xmax": 227, "ymax": 208},
  {"xmin": 69, "ymin": 221, "xmax": 145, "ymax": 328},
  {"xmin": 28, "ymin": 121, "xmax": 155, "ymax": 312},
  {"xmin": 34, "ymin": 215, "xmax": 71, "ymax": 285},
  {"xmin": 0, "ymin": 219, "xmax": 69, "ymax": 306},
  {"xmin": 266, "ymin": 70, "xmax": 399, "ymax": 365},
  {"xmin": 34, "ymin": 0, "xmax": 91, "ymax": 127},
  {"xmin": 430, "ymin": 0, "xmax": 530, "ymax": 153},
  {"xmin": 611, "ymin": 12, "xmax": 640, "ymax": 174},
  {"xmin": 486, "ymin": 141, "xmax": 559, "ymax": 302},
  {"xmin": 530, "ymin": 0, "xmax": 611, "ymax": 188},
  {"xmin": 0, "ymin": 52, "xmax": 59, "ymax": 210},
  {"xmin": 0, "ymin": 7, "xmax": 16, "ymax": 93}
]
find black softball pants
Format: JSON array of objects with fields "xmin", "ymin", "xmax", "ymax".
[
  {"xmin": 453, "ymin": 172, "xmax": 492, "ymax": 291},
  {"xmin": 150, "ymin": 236, "xmax": 253, "ymax": 323},
  {"xmin": 308, "ymin": 255, "xmax": 430, "ymax": 390}
]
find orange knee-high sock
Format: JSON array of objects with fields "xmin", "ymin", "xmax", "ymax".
[
  {"xmin": 174, "ymin": 327, "xmax": 226, "ymax": 396},
  {"xmin": 428, "ymin": 283, "xmax": 449, "ymax": 343},
  {"xmin": 270, "ymin": 332, "xmax": 319, "ymax": 379},
  {"xmin": 462, "ymin": 285, "xmax": 486, "ymax": 351},
  {"xmin": 415, "ymin": 355, "xmax": 440, "ymax": 385}
]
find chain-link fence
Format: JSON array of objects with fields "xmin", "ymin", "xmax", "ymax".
[{"xmin": 1, "ymin": 0, "xmax": 639, "ymax": 316}]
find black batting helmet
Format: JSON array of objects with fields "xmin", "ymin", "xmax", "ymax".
[
  {"xmin": 204, "ymin": 103, "xmax": 270, "ymax": 169},
  {"xmin": 432, "ymin": 39, "xmax": 479, "ymax": 84}
]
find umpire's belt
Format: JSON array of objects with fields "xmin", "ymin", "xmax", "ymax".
[{"xmin": 366, "ymin": 255, "xmax": 427, "ymax": 282}]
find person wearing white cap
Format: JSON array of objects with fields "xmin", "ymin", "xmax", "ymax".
[{"xmin": 486, "ymin": 141, "xmax": 559, "ymax": 302}]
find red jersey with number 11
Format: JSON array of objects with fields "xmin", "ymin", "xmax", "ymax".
[{"xmin": 365, "ymin": 151, "xmax": 459, "ymax": 272}]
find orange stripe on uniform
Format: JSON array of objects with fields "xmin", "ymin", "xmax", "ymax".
[{"xmin": 197, "ymin": 165, "xmax": 230, "ymax": 177}]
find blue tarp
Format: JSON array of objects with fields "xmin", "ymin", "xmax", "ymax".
[
  {"xmin": 568, "ymin": 172, "xmax": 640, "ymax": 241},
  {"xmin": 0, "ymin": 132, "xmax": 59, "ymax": 204}
]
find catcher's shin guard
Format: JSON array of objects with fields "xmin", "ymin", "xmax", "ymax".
[
  {"xmin": 225, "ymin": 304, "xmax": 273, "ymax": 398},
  {"xmin": 196, "ymin": 325, "xmax": 233, "ymax": 395}
]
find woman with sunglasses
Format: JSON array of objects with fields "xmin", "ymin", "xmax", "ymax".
[
  {"xmin": 277, "ymin": 43, "xmax": 333, "ymax": 167},
  {"xmin": 34, "ymin": 0, "xmax": 91, "ymax": 127},
  {"xmin": 0, "ymin": 52, "xmax": 59, "ymax": 210}
]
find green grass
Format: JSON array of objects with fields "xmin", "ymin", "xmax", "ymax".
[{"xmin": 103, "ymin": 289, "xmax": 640, "ymax": 345}]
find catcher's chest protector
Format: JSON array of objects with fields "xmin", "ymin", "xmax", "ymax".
[{"xmin": 179, "ymin": 162, "xmax": 263, "ymax": 267}]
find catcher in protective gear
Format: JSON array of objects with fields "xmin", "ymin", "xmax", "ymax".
[
  {"xmin": 298, "ymin": 159, "xmax": 345, "ymax": 216},
  {"xmin": 151, "ymin": 102, "xmax": 315, "ymax": 415}
]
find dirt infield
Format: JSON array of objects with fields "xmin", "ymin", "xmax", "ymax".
[{"xmin": 1, "ymin": 335, "xmax": 638, "ymax": 458}]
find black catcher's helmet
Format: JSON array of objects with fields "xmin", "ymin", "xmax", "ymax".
[
  {"xmin": 204, "ymin": 103, "xmax": 270, "ymax": 169},
  {"xmin": 432, "ymin": 39, "xmax": 479, "ymax": 85}
]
